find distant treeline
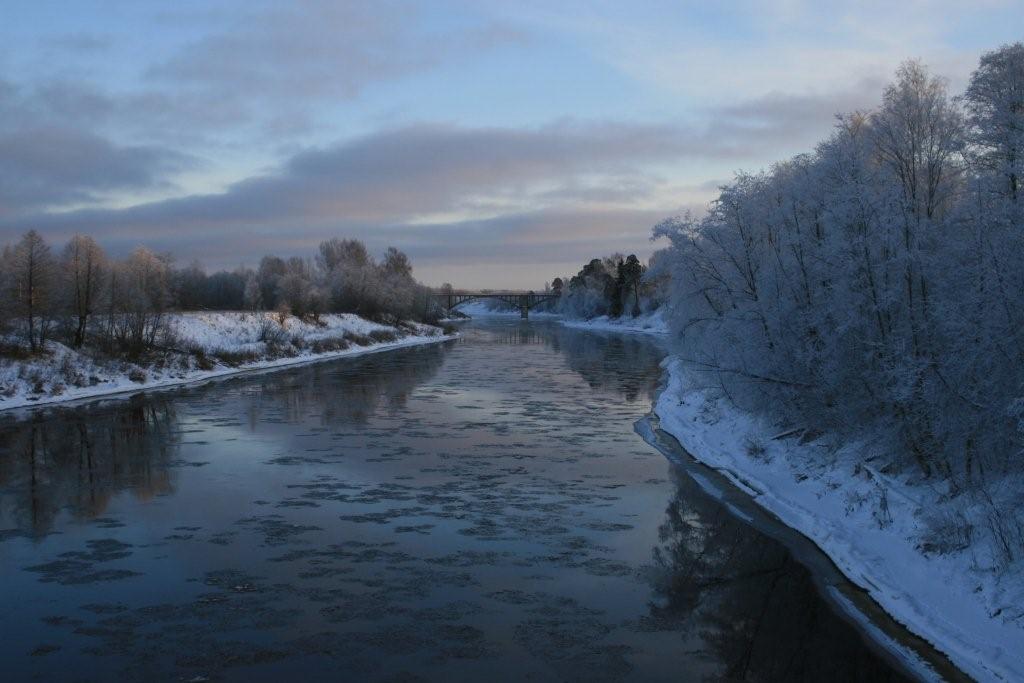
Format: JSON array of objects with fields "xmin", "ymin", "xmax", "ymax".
[
  {"xmin": 0, "ymin": 233, "xmax": 441, "ymax": 355},
  {"xmin": 550, "ymin": 253, "xmax": 667, "ymax": 319}
]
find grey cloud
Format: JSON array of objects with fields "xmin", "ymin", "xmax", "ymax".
[
  {"xmin": 0, "ymin": 80, "xmax": 196, "ymax": 216},
  {"xmin": 147, "ymin": 2, "xmax": 526, "ymax": 102},
  {"xmin": 43, "ymin": 33, "xmax": 113, "ymax": 54},
  {"xmin": 0, "ymin": 116, "xmax": 764, "ymax": 284},
  {"xmin": 705, "ymin": 78, "xmax": 887, "ymax": 153},
  {"xmin": 0, "ymin": 119, "xmax": 736, "ymax": 268},
  {"xmin": 0, "ymin": 127, "xmax": 193, "ymax": 215},
  {"xmin": 5, "ymin": 206, "xmax": 675, "ymax": 282},
  {"xmin": 3, "ymin": 121, "xmax": 686, "ymax": 228}
]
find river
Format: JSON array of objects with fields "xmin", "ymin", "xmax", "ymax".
[{"xmin": 0, "ymin": 319, "xmax": 931, "ymax": 681}]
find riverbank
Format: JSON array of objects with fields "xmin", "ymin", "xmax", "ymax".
[
  {"xmin": 652, "ymin": 357, "xmax": 1024, "ymax": 683},
  {"xmin": 0, "ymin": 311, "xmax": 454, "ymax": 411},
  {"xmin": 559, "ymin": 309, "xmax": 667, "ymax": 334},
  {"xmin": 454, "ymin": 300, "xmax": 668, "ymax": 334}
]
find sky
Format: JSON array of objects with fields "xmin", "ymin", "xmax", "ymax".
[{"xmin": 1, "ymin": 1, "xmax": 1022, "ymax": 288}]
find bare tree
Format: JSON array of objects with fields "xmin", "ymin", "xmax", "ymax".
[
  {"xmin": 62, "ymin": 234, "xmax": 107, "ymax": 348},
  {"xmin": 9, "ymin": 230, "xmax": 56, "ymax": 352}
]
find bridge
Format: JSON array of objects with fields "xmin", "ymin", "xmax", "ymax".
[{"xmin": 435, "ymin": 291, "xmax": 558, "ymax": 319}]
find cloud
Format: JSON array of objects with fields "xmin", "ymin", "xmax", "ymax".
[
  {"xmin": 0, "ymin": 79, "xmax": 195, "ymax": 216},
  {"xmin": 43, "ymin": 33, "xmax": 112, "ymax": 54},
  {"xmin": 0, "ymin": 121, "xmax": 711, "ymax": 282},
  {"xmin": 699, "ymin": 78, "xmax": 889, "ymax": 155},
  {"xmin": 0, "ymin": 77, "xmax": 899, "ymax": 279},
  {"xmin": 0, "ymin": 127, "xmax": 192, "ymax": 215},
  {"xmin": 147, "ymin": 2, "xmax": 526, "ymax": 102}
]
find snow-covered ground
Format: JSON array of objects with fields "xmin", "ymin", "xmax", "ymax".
[
  {"xmin": 652, "ymin": 357, "xmax": 1024, "ymax": 683},
  {"xmin": 559, "ymin": 309, "xmax": 668, "ymax": 334},
  {"xmin": 453, "ymin": 300, "xmax": 667, "ymax": 334},
  {"xmin": 449, "ymin": 300, "xmax": 558, "ymax": 318},
  {"xmin": 0, "ymin": 312, "xmax": 454, "ymax": 411}
]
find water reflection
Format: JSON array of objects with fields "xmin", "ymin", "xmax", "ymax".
[
  {"xmin": 485, "ymin": 320, "xmax": 666, "ymax": 403},
  {"xmin": 550, "ymin": 328, "xmax": 664, "ymax": 402},
  {"xmin": 0, "ymin": 344, "xmax": 449, "ymax": 538},
  {"xmin": 0, "ymin": 321, "xmax": 915, "ymax": 681},
  {"xmin": 647, "ymin": 468, "xmax": 907, "ymax": 681},
  {"xmin": 0, "ymin": 403, "xmax": 179, "ymax": 536},
  {"xmin": 234, "ymin": 342, "xmax": 448, "ymax": 426}
]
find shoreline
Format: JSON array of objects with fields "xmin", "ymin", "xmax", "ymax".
[
  {"xmin": 0, "ymin": 331, "xmax": 457, "ymax": 414},
  {"xmin": 647, "ymin": 356, "xmax": 1023, "ymax": 683},
  {"xmin": 452, "ymin": 307, "xmax": 669, "ymax": 335},
  {"xmin": 636, "ymin": 411, "xmax": 961, "ymax": 683}
]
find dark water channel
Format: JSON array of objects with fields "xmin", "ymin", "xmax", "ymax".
[{"xmin": 0, "ymin": 320, "xmax": 928, "ymax": 681}]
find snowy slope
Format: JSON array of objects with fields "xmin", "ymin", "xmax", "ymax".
[
  {"xmin": 559, "ymin": 309, "xmax": 668, "ymax": 334},
  {"xmin": 0, "ymin": 312, "xmax": 454, "ymax": 411},
  {"xmin": 653, "ymin": 357, "xmax": 1024, "ymax": 683},
  {"xmin": 454, "ymin": 299, "xmax": 667, "ymax": 333}
]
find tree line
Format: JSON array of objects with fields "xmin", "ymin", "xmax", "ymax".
[
  {"xmin": 650, "ymin": 42, "xmax": 1024, "ymax": 554},
  {"xmin": 0, "ymin": 233, "xmax": 440, "ymax": 356},
  {"xmin": 551, "ymin": 253, "xmax": 665, "ymax": 319}
]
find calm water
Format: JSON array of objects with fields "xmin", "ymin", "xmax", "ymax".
[{"xmin": 0, "ymin": 320, "xmax": 912, "ymax": 681}]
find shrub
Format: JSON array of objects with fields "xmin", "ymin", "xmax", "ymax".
[
  {"xmin": 368, "ymin": 329, "xmax": 397, "ymax": 344},
  {"xmin": 743, "ymin": 436, "xmax": 769, "ymax": 461},
  {"xmin": 343, "ymin": 332, "xmax": 372, "ymax": 347},
  {"xmin": 918, "ymin": 509, "xmax": 974, "ymax": 556}
]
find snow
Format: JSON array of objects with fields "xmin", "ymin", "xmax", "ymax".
[
  {"xmin": 652, "ymin": 357, "xmax": 1024, "ymax": 683},
  {"xmin": 0, "ymin": 311, "xmax": 454, "ymax": 412},
  {"xmin": 559, "ymin": 309, "xmax": 668, "ymax": 334},
  {"xmin": 452, "ymin": 299, "xmax": 667, "ymax": 334},
  {"xmin": 450, "ymin": 299, "xmax": 557, "ymax": 318}
]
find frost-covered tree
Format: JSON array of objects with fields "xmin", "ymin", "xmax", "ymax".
[
  {"xmin": 650, "ymin": 53, "xmax": 1024, "ymax": 509},
  {"xmin": 106, "ymin": 247, "xmax": 173, "ymax": 355},
  {"xmin": 243, "ymin": 272, "xmax": 263, "ymax": 311},
  {"xmin": 276, "ymin": 257, "xmax": 316, "ymax": 318},
  {"xmin": 871, "ymin": 60, "xmax": 965, "ymax": 221},
  {"xmin": 964, "ymin": 42, "xmax": 1024, "ymax": 204},
  {"xmin": 257, "ymin": 256, "xmax": 287, "ymax": 310}
]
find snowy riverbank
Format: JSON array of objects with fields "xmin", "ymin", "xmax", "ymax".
[
  {"xmin": 454, "ymin": 300, "xmax": 668, "ymax": 334},
  {"xmin": 559, "ymin": 309, "xmax": 668, "ymax": 334},
  {"xmin": 0, "ymin": 312, "xmax": 454, "ymax": 411},
  {"xmin": 652, "ymin": 357, "xmax": 1024, "ymax": 683}
]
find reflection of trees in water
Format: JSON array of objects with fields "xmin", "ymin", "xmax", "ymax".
[
  {"xmin": 240, "ymin": 343, "xmax": 448, "ymax": 426},
  {"xmin": 648, "ymin": 469, "xmax": 906, "ymax": 682},
  {"xmin": 493, "ymin": 326, "xmax": 549, "ymax": 346},
  {"xmin": 0, "ymin": 401, "xmax": 179, "ymax": 536},
  {"xmin": 541, "ymin": 326, "xmax": 665, "ymax": 402}
]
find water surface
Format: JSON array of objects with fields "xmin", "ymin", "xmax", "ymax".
[{"xmin": 0, "ymin": 320, "xmax": 911, "ymax": 681}]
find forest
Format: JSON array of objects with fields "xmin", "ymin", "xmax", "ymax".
[
  {"xmin": 648, "ymin": 44, "xmax": 1024, "ymax": 565},
  {"xmin": 550, "ymin": 253, "xmax": 667, "ymax": 320}
]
